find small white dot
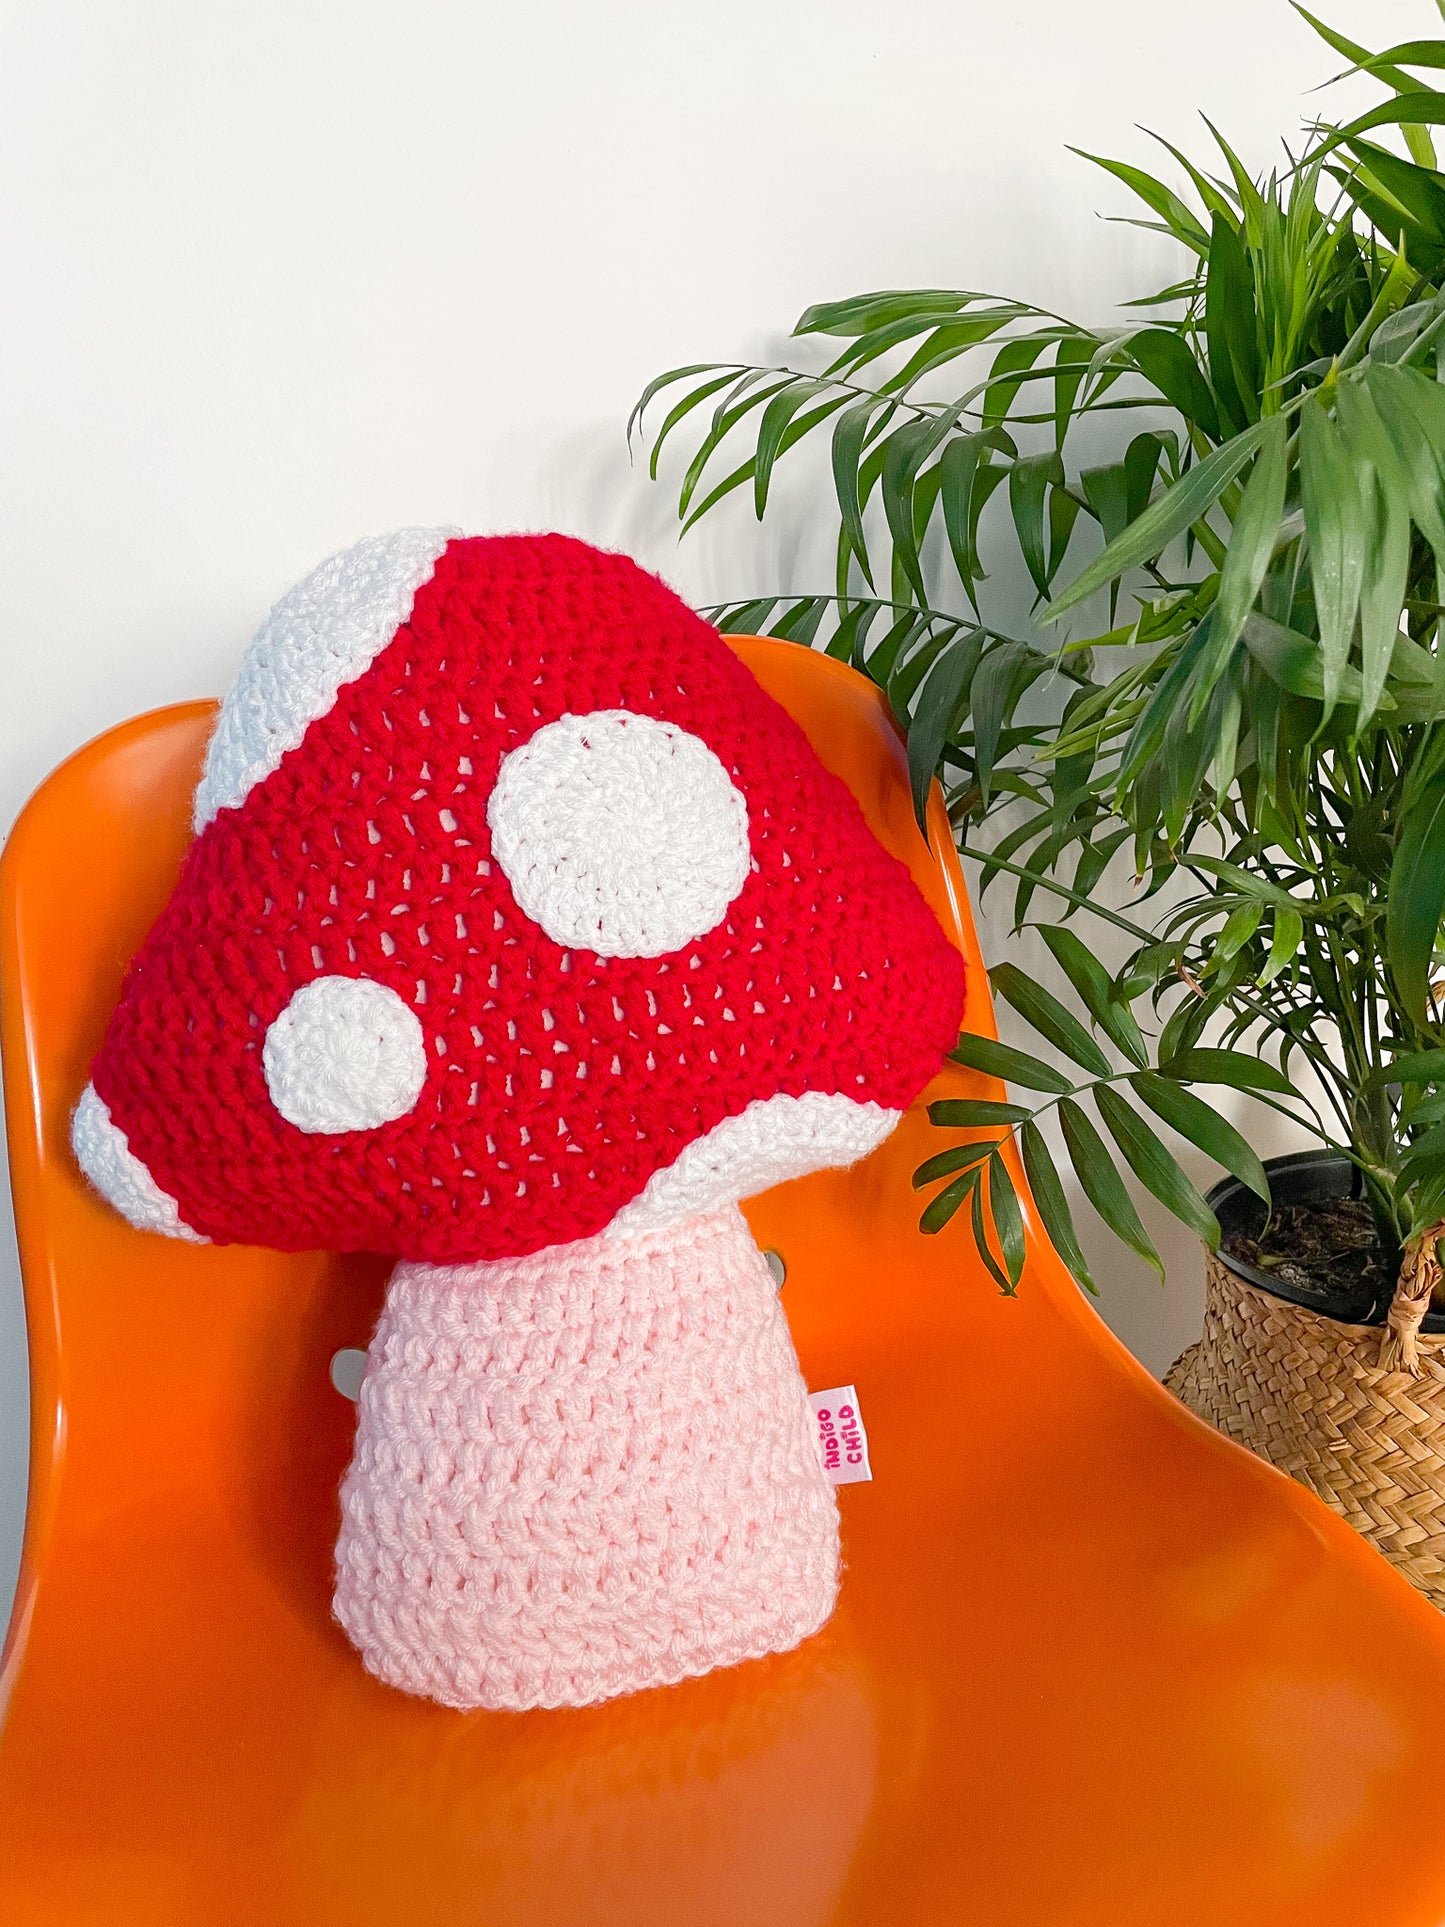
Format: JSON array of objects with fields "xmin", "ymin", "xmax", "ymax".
[{"xmin": 262, "ymin": 976, "xmax": 427, "ymax": 1134}]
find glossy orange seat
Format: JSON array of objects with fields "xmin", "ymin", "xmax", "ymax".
[{"xmin": 5, "ymin": 637, "xmax": 1445, "ymax": 1926}]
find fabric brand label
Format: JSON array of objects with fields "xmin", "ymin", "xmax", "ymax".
[{"xmin": 808, "ymin": 1385, "xmax": 872, "ymax": 1485}]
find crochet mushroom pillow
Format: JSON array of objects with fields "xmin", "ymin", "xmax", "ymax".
[{"xmin": 73, "ymin": 531, "xmax": 969, "ymax": 1711}]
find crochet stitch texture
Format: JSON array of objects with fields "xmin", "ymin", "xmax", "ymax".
[
  {"xmin": 84, "ymin": 533, "xmax": 968, "ymax": 1262},
  {"xmin": 73, "ymin": 531, "xmax": 971, "ymax": 1709},
  {"xmin": 335, "ymin": 1206, "xmax": 839, "ymax": 1709}
]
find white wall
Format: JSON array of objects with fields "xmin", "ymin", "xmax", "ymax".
[{"xmin": 0, "ymin": 0, "xmax": 1420, "ymax": 1620}]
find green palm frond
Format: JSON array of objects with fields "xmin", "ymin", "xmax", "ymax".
[{"xmin": 634, "ymin": 4, "xmax": 1445, "ymax": 1290}]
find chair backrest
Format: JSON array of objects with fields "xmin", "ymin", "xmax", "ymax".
[{"xmin": 14, "ymin": 639, "xmax": 1445, "ymax": 1927}]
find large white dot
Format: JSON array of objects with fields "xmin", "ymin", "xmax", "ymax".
[
  {"xmin": 487, "ymin": 709, "xmax": 751, "ymax": 958},
  {"xmin": 263, "ymin": 976, "xmax": 427, "ymax": 1134}
]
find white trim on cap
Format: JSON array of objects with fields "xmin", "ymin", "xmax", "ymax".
[
  {"xmin": 605, "ymin": 1090, "xmax": 899, "ymax": 1237},
  {"xmin": 71, "ymin": 1083, "xmax": 208, "ymax": 1243},
  {"xmin": 193, "ymin": 527, "xmax": 459, "ymax": 830}
]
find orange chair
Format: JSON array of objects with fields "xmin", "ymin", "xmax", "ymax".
[{"xmin": 5, "ymin": 637, "xmax": 1445, "ymax": 1927}]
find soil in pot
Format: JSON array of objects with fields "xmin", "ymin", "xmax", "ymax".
[
  {"xmin": 1206, "ymin": 1151, "xmax": 1429, "ymax": 1329},
  {"xmin": 1223, "ymin": 1196, "xmax": 1400, "ymax": 1322}
]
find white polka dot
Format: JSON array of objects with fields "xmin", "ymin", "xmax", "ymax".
[
  {"xmin": 487, "ymin": 710, "xmax": 750, "ymax": 958},
  {"xmin": 263, "ymin": 976, "xmax": 427, "ymax": 1134}
]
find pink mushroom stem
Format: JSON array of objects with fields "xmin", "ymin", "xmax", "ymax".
[{"xmin": 333, "ymin": 1206, "xmax": 840, "ymax": 1710}]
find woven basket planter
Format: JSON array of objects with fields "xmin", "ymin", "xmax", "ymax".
[{"xmin": 1168, "ymin": 1248, "xmax": 1445, "ymax": 1605}]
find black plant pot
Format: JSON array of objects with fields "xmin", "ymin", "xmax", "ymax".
[{"xmin": 1208, "ymin": 1148, "xmax": 1442, "ymax": 1331}]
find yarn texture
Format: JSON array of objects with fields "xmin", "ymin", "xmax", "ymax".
[
  {"xmin": 262, "ymin": 975, "xmax": 428, "ymax": 1134},
  {"xmin": 607, "ymin": 1090, "xmax": 898, "ymax": 1237},
  {"xmin": 192, "ymin": 526, "xmax": 457, "ymax": 830},
  {"xmin": 335, "ymin": 1206, "xmax": 839, "ymax": 1710},
  {"xmin": 73, "ymin": 531, "xmax": 971, "ymax": 1709},
  {"xmin": 80, "ymin": 532, "xmax": 967, "ymax": 1262},
  {"xmin": 486, "ymin": 708, "xmax": 752, "ymax": 959},
  {"xmin": 70, "ymin": 1084, "xmax": 206, "ymax": 1243}
]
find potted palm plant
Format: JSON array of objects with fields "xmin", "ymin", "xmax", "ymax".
[{"xmin": 631, "ymin": 6, "xmax": 1445, "ymax": 1601}]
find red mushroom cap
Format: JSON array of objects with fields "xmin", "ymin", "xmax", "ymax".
[{"xmin": 79, "ymin": 533, "xmax": 968, "ymax": 1260}]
